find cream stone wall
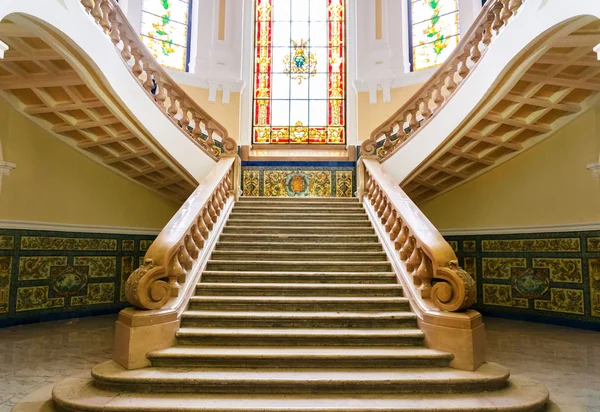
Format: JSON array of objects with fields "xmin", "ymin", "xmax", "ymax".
[
  {"xmin": 0, "ymin": 99, "xmax": 181, "ymax": 228},
  {"xmin": 357, "ymin": 84, "xmax": 424, "ymax": 141},
  {"xmin": 419, "ymin": 107, "xmax": 600, "ymax": 230},
  {"xmin": 178, "ymin": 85, "xmax": 241, "ymax": 141}
]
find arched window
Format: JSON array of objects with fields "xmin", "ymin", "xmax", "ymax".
[
  {"xmin": 252, "ymin": 0, "xmax": 346, "ymax": 145},
  {"xmin": 409, "ymin": 0, "xmax": 460, "ymax": 71},
  {"xmin": 140, "ymin": 0, "xmax": 193, "ymax": 72}
]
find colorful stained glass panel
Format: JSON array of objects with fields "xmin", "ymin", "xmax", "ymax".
[
  {"xmin": 252, "ymin": 0, "xmax": 346, "ymax": 144},
  {"xmin": 410, "ymin": 0, "xmax": 460, "ymax": 72},
  {"xmin": 141, "ymin": 0, "xmax": 192, "ymax": 72}
]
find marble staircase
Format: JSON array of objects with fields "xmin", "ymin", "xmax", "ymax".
[{"xmin": 38, "ymin": 197, "xmax": 549, "ymax": 411}]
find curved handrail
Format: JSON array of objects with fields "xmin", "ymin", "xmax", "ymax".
[
  {"xmin": 361, "ymin": 158, "xmax": 475, "ymax": 312},
  {"xmin": 80, "ymin": 0, "xmax": 237, "ymax": 159},
  {"xmin": 126, "ymin": 156, "xmax": 239, "ymax": 310},
  {"xmin": 361, "ymin": 0, "xmax": 525, "ymax": 160}
]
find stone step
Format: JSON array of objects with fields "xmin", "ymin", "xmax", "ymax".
[
  {"xmin": 195, "ymin": 283, "xmax": 403, "ymax": 297},
  {"xmin": 236, "ymin": 200, "xmax": 360, "ymax": 208},
  {"xmin": 92, "ymin": 361, "xmax": 510, "ymax": 394},
  {"xmin": 176, "ymin": 327, "xmax": 424, "ymax": 347},
  {"xmin": 187, "ymin": 296, "xmax": 410, "ymax": 312},
  {"xmin": 205, "ymin": 261, "xmax": 392, "ymax": 272},
  {"xmin": 229, "ymin": 212, "xmax": 368, "ymax": 220},
  {"xmin": 200, "ymin": 271, "xmax": 398, "ymax": 284},
  {"xmin": 218, "ymin": 233, "xmax": 380, "ymax": 243},
  {"xmin": 210, "ymin": 251, "xmax": 389, "ymax": 262},
  {"xmin": 215, "ymin": 242, "xmax": 384, "ymax": 252},
  {"xmin": 222, "ymin": 226, "xmax": 375, "ymax": 235},
  {"xmin": 238, "ymin": 197, "xmax": 359, "ymax": 203},
  {"xmin": 49, "ymin": 375, "xmax": 550, "ymax": 412},
  {"xmin": 48, "ymin": 376, "xmax": 548, "ymax": 412},
  {"xmin": 226, "ymin": 219, "xmax": 372, "ymax": 227},
  {"xmin": 233, "ymin": 206, "xmax": 365, "ymax": 214},
  {"xmin": 179, "ymin": 310, "xmax": 417, "ymax": 328},
  {"xmin": 147, "ymin": 346, "xmax": 453, "ymax": 369}
]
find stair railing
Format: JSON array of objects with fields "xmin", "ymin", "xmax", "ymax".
[
  {"xmin": 359, "ymin": 158, "xmax": 483, "ymax": 371},
  {"xmin": 114, "ymin": 155, "xmax": 240, "ymax": 370},
  {"xmin": 79, "ymin": 0, "xmax": 237, "ymax": 160},
  {"xmin": 361, "ymin": 0, "xmax": 526, "ymax": 161}
]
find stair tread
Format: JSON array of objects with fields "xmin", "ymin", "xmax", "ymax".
[
  {"xmin": 93, "ymin": 360, "xmax": 508, "ymax": 384},
  {"xmin": 196, "ymin": 283, "xmax": 401, "ymax": 289},
  {"xmin": 53, "ymin": 375, "xmax": 549, "ymax": 411},
  {"xmin": 177, "ymin": 327, "xmax": 423, "ymax": 337},
  {"xmin": 148, "ymin": 346, "xmax": 452, "ymax": 358},
  {"xmin": 202, "ymin": 271, "xmax": 396, "ymax": 275},
  {"xmin": 211, "ymin": 251, "xmax": 387, "ymax": 256},
  {"xmin": 189, "ymin": 296, "xmax": 408, "ymax": 303},
  {"xmin": 182, "ymin": 310, "xmax": 415, "ymax": 318}
]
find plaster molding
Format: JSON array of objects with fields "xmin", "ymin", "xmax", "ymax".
[
  {"xmin": 0, "ymin": 160, "xmax": 15, "ymax": 176},
  {"xmin": 0, "ymin": 41, "xmax": 8, "ymax": 59},
  {"xmin": 439, "ymin": 222, "xmax": 600, "ymax": 236},
  {"xmin": 0, "ymin": 219, "xmax": 161, "ymax": 236},
  {"xmin": 587, "ymin": 162, "xmax": 600, "ymax": 178}
]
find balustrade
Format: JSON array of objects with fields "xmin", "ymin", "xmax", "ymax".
[
  {"xmin": 78, "ymin": 0, "xmax": 237, "ymax": 160},
  {"xmin": 361, "ymin": 0, "xmax": 527, "ymax": 161}
]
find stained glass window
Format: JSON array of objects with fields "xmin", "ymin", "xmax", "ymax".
[
  {"xmin": 409, "ymin": 0, "xmax": 460, "ymax": 72},
  {"xmin": 252, "ymin": 0, "xmax": 346, "ymax": 145},
  {"xmin": 141, "ymin": 0, "xmax": 193, "ymax": 72}
]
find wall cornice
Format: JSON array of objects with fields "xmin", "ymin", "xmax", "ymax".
[
  {"xmin": 0, "ymin": 219, "xmax": 161, "ymax": 236},
  {"xmin": 440, "ymin": 222, "xmax": 600, "ymax": 236}
]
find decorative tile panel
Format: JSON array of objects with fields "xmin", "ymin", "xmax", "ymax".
[
  {"xmin": 0, "ymin": 236, "xmax": 14, "ymax": 250},
  {"xmin": 241, "ymin": 162, "xmax": 356, "ymax": 198},
  {"xmin": 482, "ymin": 258, "xmax": 526, "ymax": 279},
  {"xmin": 463, "ymin": 257, "xmax": 477, "ymax": 303},
  {"xmin": 447, "ymin": 230, "xmax": 600, "ymax": 329},
  {"xmin": 21, "ymin": 236, "xmax": 117, "ymax": 251},
  {"xmin": 0, "ymin": 228, "xmax": 155, "ymax": 327},
  {"xmin": 447, "ymin": 241, "xmax": 458, "ymax": 253},
  {"xmin": 0, "ymin": 257, "xmax": 11, "ymax": 314}
]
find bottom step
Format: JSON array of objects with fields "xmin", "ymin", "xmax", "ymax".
[{"xmin": 37, "ymin": 374, "xmax": 549, "ymax": 412}]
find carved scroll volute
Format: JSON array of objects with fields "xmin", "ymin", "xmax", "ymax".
[
  {"xmin": 125, "ymin": 258, "xmax": 171, "ymax": 310},
  {"xmin": 431, "ymin": 261, "xmax": 476, "ymax": 312}
]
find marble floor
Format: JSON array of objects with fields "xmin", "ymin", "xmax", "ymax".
[{"xmin": 0, "ymin": 315, "xmax": 597, "ymax": 412}]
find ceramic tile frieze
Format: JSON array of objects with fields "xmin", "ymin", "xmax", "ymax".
[
  {"xmin": 447, "ymin": 230, "xmax": 600, "ymax": 328},
  {"xmin": 463, "ymin": 257, "xmax": 477, "ymax": 303},
  {"xmin": 0, "ymin": 228, "xmax": 155, "ymax": 327},
  {"xmin": 21, "ymin": 236, "xmax": 117, "ymax": 251},
  {"xmin": 241, "ymin": 162, "xmax": 356, "ymax": 198}
]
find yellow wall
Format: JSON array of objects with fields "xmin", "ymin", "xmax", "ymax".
[
  {"xmin": 178, "ymin": 85, "xmax": 241, "ymax": 141},
  {"xmin": 0, "ymin": 98, "xmax": 180, "ymax": 228},
  {"xmin": 357, "ymin": 84, "xmax": 424, "ymax": 141},
  {"xmin": 420, "ymin": 107, "xmax": 600, "ymax": 230}
]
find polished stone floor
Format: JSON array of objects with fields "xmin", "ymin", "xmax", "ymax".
[{"xmin": 0, "ymin": 315, "xmax": 597, "ymax": 412}]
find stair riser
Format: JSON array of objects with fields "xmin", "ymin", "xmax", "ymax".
[
  {"xmin": 200, "ymin": 274, "xmax": 398, "ymax": 284},
  {"xmin": 233, "ymin": 207, "xmax": 365, "ymax": 214},
  {"xmin": 149, "ymin": 357, "xmax": 450, "ymax": 369},
  {"xmin": 210, "ymin": 253, "xmax": 389, "ymax": 262},
  {"xmin": 215, "ymin": 244, "xmax": 384, "ymax": 252},
  {"xmin": 175, "ymin": 335, "xmax": 424, "ymax": 347},
  {"xmin": 238, "ymin": 198, "xmax": 359, "ymax": 203},
  {"xmin": 229, "ymin": 214, "xmax": 368, "ymax": 220},
  {"xmin": 235, "ymin": 203, "xmax": 361, "ymax": 209},
  {"xmin": 195, "ymin": 287, "xmax": 403, "ymax": 297},
  {"xmin": 222, "ymin": 227, "xmax": 375, "ymax": 235},
  {"xmin": 218, "ymin": 235, "xmax": 380, "ymax": 243},
  {"xmin": 226, "ymin": 221, "xmax": 372, "ymax": 227},
  {"xmin": 187, "ymin": 302, "xmax": 410, "ymax": 312},
  {"xmin": 93, "ymin": 378, "xmax": 504, "ymax": 395},
  {"xmin": 205, "ymin": 263, "xmax": 393, "ymax": 272},
  {"xmin": 180, "ymin": 318, "xmax": 416, "ymax": 329}
]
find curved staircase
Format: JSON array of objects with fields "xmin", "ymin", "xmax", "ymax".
[{"xmin": 37, "ymin": 197, "xmax": 549, "ymax": 412}]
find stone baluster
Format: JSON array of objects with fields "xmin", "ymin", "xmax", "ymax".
[
  {"xmin": 198, "ymin": 212, "xmax": 209, "ymax": 238},
  {"xmin": 470, "ymin": 32, "xmax": 483, "ymax": 63},
  {"xmin": 192, "ymin": 115, "xmax": 203, "ymax": 143},
  {"xmin": 81, "ymin": 0, "xmax": 94, "ymax": 13},
  {"xmin": 416, "ymin": 250, "xmax": 433, "ymax": 298},
  {"xmin": 446, "ymin": 65, "xmax": 458, "ymax": 92},
  {"xmin": 108, "ymin": 9, "xmax": 121, "ymax": 45},
  {"xmin": 191, "ymin": 224, "xmax": 204, "ymax": 251},
  {"xmin": 404, "ymin": 236, "xmax": 417, "ymax": 273},
  {"xmin": 180, "ymin": 105, "xmax": 191, "ymax": 131},
  {"xmin": 396, "ymin": 225, "xmax": 409, "ymax": 253},
  {"xmin": 492, "ymin": 2, "xmax": 504, "ymax": 34},
  {"xmin": 185, "ymin": 233, "xmax": 199, "ymax": 260},
  {"xmin": 156, "ymin": 79, "xmax": 168, "ymax": 106},
  {"xmin": 500, "ymin": 0, "xmax": 513, "ymax": 25},
  {"xmin": 421, "ymin": 95, "xmax": 432, "ymax": 119},
  {"xmin": 167, "ymin": 89, "xmax": 179, "ymax": 116},
  {"xmin": 206, "ymin": 129, "xmax": 216, "ymax": 149},
  {"xmin": 207, "ymin": 200, "xmax": 218, "ymax": 224},
  {"xmin": 99, "ymin": 0, "xmax": 111, "ymax": 33},
  {"xmin": 143, "ymin": 62, "xmax": 154, "ymax": 92},
  {"xmin": 408, "ymin": 241, "xmax": 422, "ymax": 283},
  {"xmin": 433, "ymin": 80, "xmax": 445, "ymax": 107},
  {"xmin": 408, "ymin": 108, "xmax": 419, "ymax": 132},
  {"xmin": 119, "ymin": 29, "xmax": 132, "ymax": 61},
  {"xmin": 457, "ymin": 50, "xmax": 470, "ymax": 79},
  {"xmin": 379, "ymin": 197, "xmax": 389, "ymax": 221},
  {"xmin": 178, "ymin": 241, "xmax": 193, "ymax": 272},
  {"xmin": 384, "ymin": 209, "xmax": 397, "ymax": 232},
  {"xmin": 131, "ymin": 48, "xmax": 143, "ymax": 77},
  {"xmin": 482, "ymin": 14, "xmax": 494, "ymax": 46},
  {"xmin": 167, "ymin": 251, "xmax": 183, "ymax": 293},
  {"xmin": 389, "ymin": 216, "xmax": 402, "ymax": 243},
  {"xmin": 91, "ymin": 0, "xmax": 103, "ymax": 24},
  {"xmin": 203, "ymin": 207, "xmax": 214, "ymax": 231},
  {"xmin": 509, "ymin": 0, "xmax": 523, "ymax": 15}
]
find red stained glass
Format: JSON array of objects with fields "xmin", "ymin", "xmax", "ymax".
[{"xmin": 252, "ymin": 0, "xmax": 346, "ymax": 144}]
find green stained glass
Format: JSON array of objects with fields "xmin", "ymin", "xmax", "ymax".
[
  {"xmin": 410, "ymin": 0, "xmax": 460, "ymax": 71},
  {"xmin": 141, "ymin": 0, "xmax": 192, "ymax": 72}
]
